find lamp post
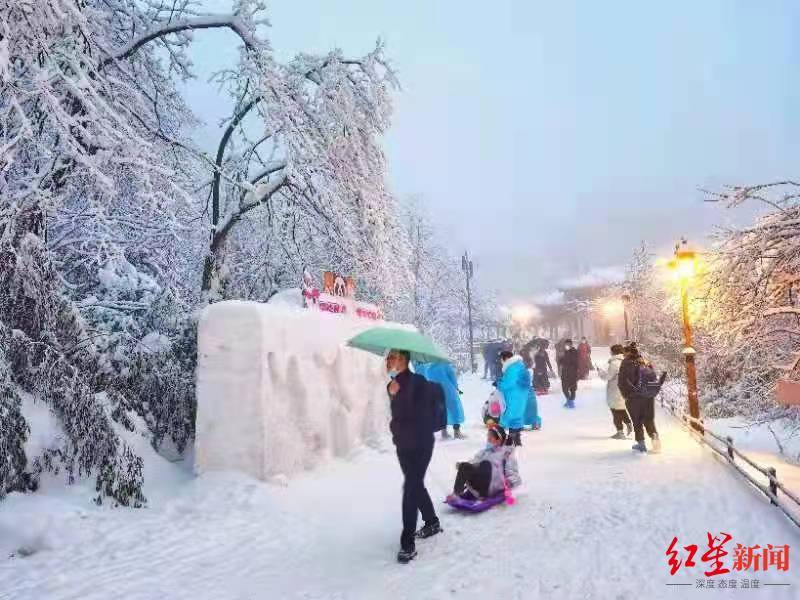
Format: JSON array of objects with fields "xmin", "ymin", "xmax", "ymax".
[
  {"xmin": 462, "ymin": 251, "xmax": 476, "ymax": 373},
  {"xmin": 667, "ymin": 239, "xmax": 702, "ymax": 433},
  {"xmin": 621, "ymin": 293, "xmax": 631, "ymax": 340}
]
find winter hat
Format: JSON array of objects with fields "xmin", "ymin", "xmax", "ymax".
[{"xmin": 488, "ymin": 424, "xmax": 507, "ymax": 444}]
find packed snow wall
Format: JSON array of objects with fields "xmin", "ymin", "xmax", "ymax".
[{"xmin": 195, "ymin": 300, "xmax": 394, "ymax": 480}]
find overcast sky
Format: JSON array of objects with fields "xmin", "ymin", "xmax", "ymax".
[{"xmin": 187, "ymin": 1, "xmax": 800, "ymax": 301}]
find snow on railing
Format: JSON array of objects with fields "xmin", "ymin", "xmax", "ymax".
[{"xmin": 659, "ymin": 393, "xmax": 800, "ymax": 529}]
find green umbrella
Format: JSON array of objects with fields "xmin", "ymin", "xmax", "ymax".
[{"xmin": 346, "ymin": 327, "xmax": 451, "ymax": 364}]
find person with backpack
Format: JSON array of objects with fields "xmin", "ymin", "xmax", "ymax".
[
  {"xmin": 560, "ymin": 339, "xmax": 579, "ymax": 408},
  {"xmin": 617, "ymin": 342, "xmax": 667, "ymax": 453},
  {"xmin": 386, "ymin": 349, "xmax": 442, "ymax": 563},
  {"xmin": 497, "ymin": 350, "xmax": 530, "ymax": 446},
  {"xmin": 602, "ymin": 344, "xmax": 632, "ymax": 439},
  {"xmin": 415, "ymin": 361, "xmax": 466, "ymax": 440}
]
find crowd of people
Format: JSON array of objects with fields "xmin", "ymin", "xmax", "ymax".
[{"xmin": 384, "ymin": 336, "xmax": 666, "ymax": 563}]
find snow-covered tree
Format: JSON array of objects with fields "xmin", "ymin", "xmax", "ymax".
[
  {"xmin": 0, "ymin": 0, "xmax": 405, "ymax": 503},
  {"xmin": 197, "ymin": 10, "xmax": 399, "ymax": 301},
  {"xmin": 698, "ymin": 182, "xmax": 800, "ymax": 419}
]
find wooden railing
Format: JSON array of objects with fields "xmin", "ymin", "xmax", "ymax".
[{"xmin": 659, "ymin": 392, "xmax": 800, "ymax": 529}]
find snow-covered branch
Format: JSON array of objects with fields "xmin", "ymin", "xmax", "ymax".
[{"xmin": 105, "ymin": 15, "xmax": 261, "ymax": 64}]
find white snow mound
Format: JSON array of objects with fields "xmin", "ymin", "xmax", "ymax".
[{"xmin": 195, "ymin": 301, "xmax": 400, "ymax": 480}]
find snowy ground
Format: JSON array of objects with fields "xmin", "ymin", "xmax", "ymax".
[{"xmin": 3, "ymin": 369, "xmax": 800, "ymax": 599}]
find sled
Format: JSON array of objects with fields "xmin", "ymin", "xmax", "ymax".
[{"xmin": 445, "ymin": 493, "xmax": 507, "ymax": 513}]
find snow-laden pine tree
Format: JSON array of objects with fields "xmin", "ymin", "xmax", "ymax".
[{"xmin": 0, "ymin": 0, "xmax": 201, "ymax": 504}]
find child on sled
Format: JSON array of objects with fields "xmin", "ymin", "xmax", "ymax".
[{"xmin": 446, "ymin": 425, "xmax": 521, "ymax": 502}]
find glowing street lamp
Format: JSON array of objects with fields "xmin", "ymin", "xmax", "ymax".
[{"xmin": 665, "ymin": 238, "xmax": 702, "ymax": 433}]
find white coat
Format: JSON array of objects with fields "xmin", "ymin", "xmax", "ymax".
[{"xmin": 604, "ymin": 354, "xmax": 626, "ymax": 410}]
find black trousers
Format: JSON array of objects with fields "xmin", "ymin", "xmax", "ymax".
[
  {"xmin": 397, "ymin": 443, "xmax": 437, "ymax": 550},
  {"xmin": 625, "ymin": 397, "xmax": 657, "ymax": 443},
  {"xmin": 562, "ymin": 378, "xmax": 577, "ymax": 401},
  {"xmin": 504, "ymin": 428, "xmax": 522, "ymax": 447},
  {"xmin": 453, "ymin": 460, "xmax": 492, "ymax": 498},
  {"xmin": 611, "ymin": 408, "xmax": 632, "ymax": 431}
]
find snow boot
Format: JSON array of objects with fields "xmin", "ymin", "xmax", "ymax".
[
  {"xmin": 650, "ymin": 435, "xmax": 662, "ymax": 453},
  {"xmin": 415, "ymin": 519, "xmax": 443, "ymax": 540},
  {"xmin": 631, "ymin": 442, "xmax": 647, "ymax": 453},
  {"xmin": 441, "ymin": 429, "xmax": 451, "ymax": 440},
  {"xmin": 625, "ymin": 423, "xmax": 633, "ymax": 437},
  {"xmin": 454, "ymin": 429, "xmax": 467, "ymax": 440},
  {"xmin": 397, "ymin": 546, "xmax": 417, "ymax": 564},
  {"xmin": 567, "ymin": 400, "xmax": 576, "ymax": 409},
  {"xmin": 611, "ymin": 431, "xmax": 626, "ymax": 440}
]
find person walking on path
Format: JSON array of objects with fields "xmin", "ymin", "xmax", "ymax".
[
  {"xmin": 577, "ymin": 337, "xmax": 593, "ymax": 380},
  {"xmin": 497, "ymin": 350, "xmax": 530, "ymax": 446},
  {"xmin": 554, "ymin": 337, "xmax": 568, "ymax": 378},
  {"xmin": 533, "ymin": 341, "xmax": 554, "ymax": 394},
  {"xmin": 617, "ymin": 342, "xmax": 663, "ymax": 454},
  {"xmin": 560, "ymin": 339, "xmax": 579, "ymax": 408},
  {"xmin": 386, "ymin": 350, "xmax": 442, "ymax": 564},
  {"xmin": 602, "ymin": 344, "xmax": 632, "ymax": 439},
  {"xmin": 415, "ymin": 361, "xmax": 466, "ymax": 440},
  {"xmin": 482, "ymin": 341, "xmax": 496, "ymax": 380}
]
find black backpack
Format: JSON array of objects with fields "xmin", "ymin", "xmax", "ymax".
[
  {"xmin": 635, "ymin": 364, "xmax": 666, "ymax": 399},
  {"xmin": 428, "ymin": 381, "xmax": 447, "ymax": 432}
]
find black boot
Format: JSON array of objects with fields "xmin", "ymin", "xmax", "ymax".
[
  {"xmin": 415, "ymin": 519, "xmax": 443, "ymax": 539},
  {"xmin": 397, "ymin": 545, "xmax": 417, "ymax": 564}
]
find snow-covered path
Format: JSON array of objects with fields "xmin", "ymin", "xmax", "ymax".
[{"xmin": 3, "ymin": 374, "xmax": 800, "ymax": 599}]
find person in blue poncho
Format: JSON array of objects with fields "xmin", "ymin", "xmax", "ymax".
[
  {"xmin": 497, "ymin": 350, "xmax": 530, "ymax": 446},
  {"xmin": 415, "ymin": 361, "xmax": 466, "ymax": 440}
]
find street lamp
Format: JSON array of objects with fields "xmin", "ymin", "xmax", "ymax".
[
  {"xmin": 462, "ymin": 251, "xmax": 476, "ymax": 373},
  {"xmin": 621, "ymin": 293, "xmax": 631, "ymax": 340},
  {"xmin": 666, "ymin": 239, "xmax": 702, "ymax": 433}
]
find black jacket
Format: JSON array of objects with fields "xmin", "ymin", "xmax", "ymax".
[
  {"xmin": 617, "ymin": 355, "xmax": 640, "ymax": 401},
  {"xmin": 561, "ymin": 347, "xmax": 579, "ymax": 382},
  {"xmin": 389, "ymin": 369, "xmax": 435, "ymax": 451},
  {"xmin": 534, "ymin": 349, "xmax": 552, "ymax": 373}
]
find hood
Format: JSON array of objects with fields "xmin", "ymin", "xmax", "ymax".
[{"xmin": 502, "ymin": 355, "xmax": 524, "ymax": 373}]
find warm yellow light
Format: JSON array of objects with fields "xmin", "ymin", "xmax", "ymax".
[
  {"xmin": 511, "ymin": 305, "xmax": 536, "ymax": 323},
  {"xmin": 665, "ymin": 252, "xmax": 698, "ymax": 282},
  {"xmin": 601, "ymin": 300, "xmax": 625, "ymax": 318}
]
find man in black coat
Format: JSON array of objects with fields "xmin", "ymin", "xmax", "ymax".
[
  {"xmin": 560, "ymin": 339, "xmax": 579, "ymax": 408},
  {"xmin": 617, "ymin": 342, "xmax": 661, "ymax": 453},
  {"xmin": 386, "ymin": 349, "xmax": 441, "ymax": 564}
]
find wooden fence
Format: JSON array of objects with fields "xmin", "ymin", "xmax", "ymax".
[{"xmin": 659, "ymin": 393, "xmax": 800, "ymax": 529}]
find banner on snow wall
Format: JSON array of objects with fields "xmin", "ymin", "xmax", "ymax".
[{"xmin": 301, "ymin": 269, "xmax": 383, "ymax": 320}]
